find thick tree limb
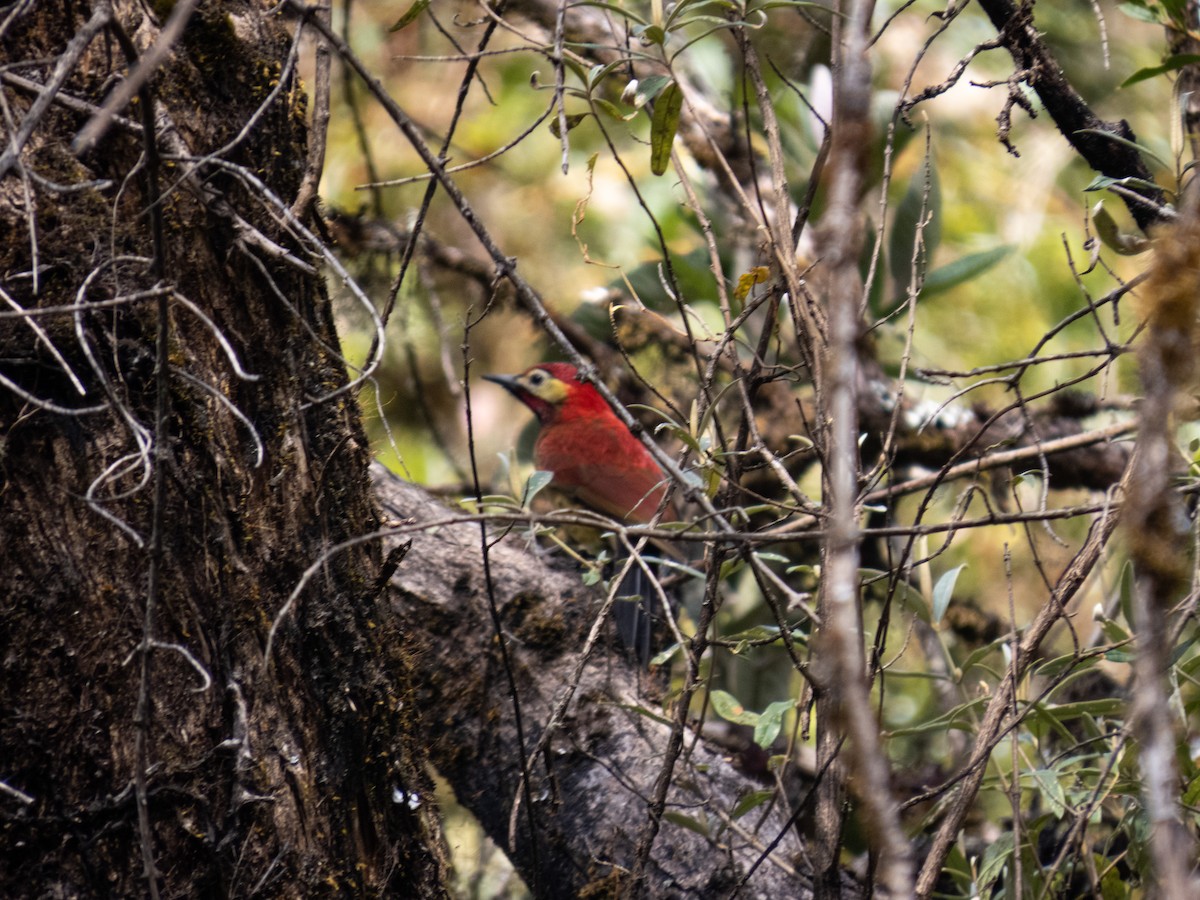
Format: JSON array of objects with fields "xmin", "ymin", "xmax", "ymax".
[
  {"xmin": 976, "ymin": 0, "xmax": 1169, "ymax": 232},
  {"xmin": 373, "ymin": 464, "xmax": 862, "ymax": 899}
]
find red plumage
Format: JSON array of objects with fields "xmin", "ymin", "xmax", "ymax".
[
  {"xmin": 485, "ymin": 361, "xmax": 676, "ymax": 662},
  {"xmin": 484, "ymin": 362, "xmax": 674, "ymax": 524}
]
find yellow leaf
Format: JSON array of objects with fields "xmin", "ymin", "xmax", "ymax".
[{"xmin": 734, "ymin": 266, "xmax": 770, "ymax": 301}]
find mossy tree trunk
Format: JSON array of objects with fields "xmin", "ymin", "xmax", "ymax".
[{"xmin": 0, "ymin": 2, "xmax": 446, "ymax": 895}]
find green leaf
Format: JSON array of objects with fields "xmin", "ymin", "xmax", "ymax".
[
  {"xmin": 1099, "ymin": 856, "xmax": 1131, "ymax": 899},
  {"xmin": 753, "ymin": 551, "xmax": 791, "ymax": 565},
  {"xmin": 976, "ymin": 831, "xmax": 1015, "ymax": 893},
  {"xmin": 550, "ymin": 112, "xmax": 590, "ymax": 138},
  {"xmin": 1034, "ymin": 651, "xmax": 1100, "ymax": 680},
  {"xmin": 859, "ymin": 568, "xmax": 930, "ymax": 621},
  {"xmin": 459, "ymin": 495, "xmax": 520, "ymax": 513},
  {"xmin": 940, "ymin": 845, "xmax": 974, "ymax": 894},
  {"xmin": 889, "ymin": 159, "xmax": 942, "ymax": 296},
  {"xmin": 724, "ymin": 624, "xmax": 782, "ymax": 642},
  {"xmin": 585, "ymin": 59, "xmax": 627, "ymax": 91},
  {"xmin": 1121, "ymin": 53, "xmax": 1200, "ymax": 87},
  {"xmin": 663, "ymin": 810, "xmax": 709, "ymax": 835},
  {"xmin": 1039, "ymin": 698, "xmax": 1125, "ymax": 719},
  {"xmin": 1031, "ymin": 768, "xmax": 1068, "ymax": 818},
  {"xmin": 1178, "ymin": 645, "xmax": 1200, "ymax": 676},
  {"xmin": 630, "ymin": 74, "xmax": 674, "ymax": 108},
  {"xmin": 569, "ymin": 1, "xmax": 649, "ymax": 25},
  {"xmin": 957, "ymin": 636, "xmax": 1012, "ymax": 681},
  {"xmin": 788, "ymin": 564, "xmax": 819, "ymax": 578},
  {"xmin": 887, "ymin": 697, "xmax": 988, "ymax": 737},
  {"xmin": 654, "ymin": 556, "xmax": 706, "ymax": 580},
  {"xmin": 593, "ymin": 98, "xmax": 635, "ymax": 121},
  {"xmin": 1118, "ymin": 560, "xmax": 1135, "ymax": 626},
  {"xmin": 751, "ymin": 0, "xmax": 842, "ymax": 10},
  {"xmin": 636, "ymin": 23, "xmax": 667, "ymax": 45},
  {"xmin": 1083, "ymin": 175, "xmax": 1166, "ymax": 198},
  {"xmin": 558, "ymin": 55, "xmax": 591, "ymax": 87},
  {"xmin": 1075, "ymin": 127, "xmax": 1168, "ymax": 168},
  {"xmin": 710, "ymin": 689, "xmax": 759, "ymax": 726},
  {"xmin": 931, "ymin": 563, "xmax": 966, "ymax": 625},
  {"xmin": 1163, "ymin": 0, "xmax": 1190, "ymax": 21},
  {"xmin": 1116, "ymin": 1, "xmax": 1164, "ymax": 24},
  {"xmin": 612, "ymin": 701, "xmax": 675, "ymax": 726},
  {"xmin": 717, "ymin": 557, "xmax": 745, "ymax": 581},
  {"xmin": 1098, "ymin": 615, "xmax": 1131, "ymax": 646},
  {"xmin": 914, "ymin": 245, "xmax": 1013, "ymax": 301},
  {"xmin": 389, "ymin": 0, "xmax": 430, "ymax": 31},
  {"xmin": 649, "ymin": 81, "xmax": 683, "ymax": 175},
  {"xmin": 1169, "ymin": 633, "xmax": 1197, "ymax": 666},
  {"xmin": 1163, "ymin": 0, "xmax": 1189, "ymax": 17},
  {"xmin": 1183, "ymin": 773, "xmax": 1200, "ymax": 807},
  {"xmin": 754, "ymin": 700, "xmax": 793, "ymax": 748},
  {"xmin": 1091, "ymin": 201, "xmax": 1152, "ymax": 255},
  {"xmin": 724, "ymin": 624, "xmax": 811, "ymax": 654},
  {"xmin": 662, "ymin": 0, "xmax": 725, "ymax": 30},
  {"xmin": 656, "ymin": 422, "xmax": 702, "ymax": 454},
  {"xmin": 649, "ymin": 642, "xmax": 683, "ymax": 666},
  {"xmin": 522, "ymin": 470, "xmax": 554, "ymax": 506},
  {"xmin": 730, "ymin": 789, "xmax": 775, "ymax": 820},
  {"xmin": 667, "ymin": 20, "xmax": 753, "ymax": 63}
]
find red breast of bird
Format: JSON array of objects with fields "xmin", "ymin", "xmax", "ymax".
[{"xmin": 483, "ymin": 362, "xmax": 677, "ymax": 525}]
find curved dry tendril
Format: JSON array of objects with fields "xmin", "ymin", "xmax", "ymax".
[
  {"xmin": 171, "ymin": 367, "xmax": 266, "ymax": 469},
  {"xmin": 176, "ymin": 154, "xmax": 385, "ymax": 402},
  {"xmin": 168, "ymin": 291, "xmax": 261, "ymax": 383}
]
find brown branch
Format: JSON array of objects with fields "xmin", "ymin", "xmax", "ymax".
[
  {"xmin": 72, "ymin": 0, "xmax": 200, "ymax": 154},
  {"xmin": 290, "ymin": 0, "xmax": 331, "ymax": 221},
  {"xmin": 0, "ymin": 1, "xmax": 110, "ymax": 178},
  {"xmin": 810, "ymin": 2, "xmax": 914, "ymax": 897},
  {"xmin": 975, "ymin": 0, "xmax": 1169, "ymax": 232}
]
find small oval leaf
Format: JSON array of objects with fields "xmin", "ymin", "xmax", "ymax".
[
  {"xmin": 710, "ymin": 689, "xmax": 758, "ymax": 726},
  {"xmin": 523, "ymin": 470, "xmax": 554, "ymax": 506},
  {"xmin": 731, "ymin": 789, "xmax": 775, "ymax": 820},
  {"xmin": 550, "ymin": 112, "xmax": 590, "ymax": 138},
  {"xmin": 650, "ymin": 81, "xmax": 683, "ymax": 175},
  {"xmin": 931, "ymin": 563, "xmax": 966, "ymax": 625},
  {"xmin": 753, "ymin": 699, "xmax": 793, "ymax": 749}
]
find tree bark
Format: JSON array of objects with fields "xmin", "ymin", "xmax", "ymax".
[
  {"xmin": 1, "ymin": 2, "xmax": 446, "ymax": 896},
  {"xmin": 375, "ymin": 466, "xmax": 859, "ymax": 899}
]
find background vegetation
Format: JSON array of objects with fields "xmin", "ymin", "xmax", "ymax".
[{"xmin": 4, "ymin": 0, "xmax": 1200, "ymax": 896}]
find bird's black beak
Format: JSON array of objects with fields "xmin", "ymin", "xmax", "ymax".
[{"xmin": 482, "ymin": 373, "xmax": 522, "ymax": 398}]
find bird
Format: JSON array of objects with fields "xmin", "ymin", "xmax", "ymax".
[{"xmin": 484, "ymin": 361, "xmax": 676, "ymax": 660}]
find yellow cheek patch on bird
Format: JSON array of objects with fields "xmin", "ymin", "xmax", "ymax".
[{"xmin": 520, "ymin": 369, "xmax": 570, "ymax": 403}]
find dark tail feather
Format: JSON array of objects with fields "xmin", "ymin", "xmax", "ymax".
[{"xmin": 614, "ymin": 563, "xmax": 654, "ymax": 664}]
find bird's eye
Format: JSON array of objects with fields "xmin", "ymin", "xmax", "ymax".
[{"xmin": 528, "ymin": 371, "xmax": 546, "ymax": 387}]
